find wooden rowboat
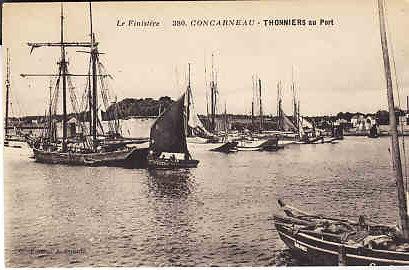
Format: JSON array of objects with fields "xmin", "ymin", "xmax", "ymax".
[{"xmin": 273, "ymin": 199, "xmax": 409, "ymax": 266}]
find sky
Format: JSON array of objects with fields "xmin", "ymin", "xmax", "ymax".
[{"xmin": 2, "ymin": 0, "xmax": 409, "ymax": 117}]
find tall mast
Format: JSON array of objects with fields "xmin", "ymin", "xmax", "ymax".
[
  {"xmin": 186, "ymin": 63, "xmax": 191, "ymax": 136},
  {"xmin": 88, "ymin": 1, "xmax": 93, "ymax": 136},
  {"xmin": 5, "ymin": 49, "xmax": 10, "ymax": 137},
  {"xmin": 60, "ymin": 3, "xmax": 68, "ymax": 152},
  {"xmin": 259, "ymin": 78, "xmax": 263, "ymax": 131},
  {"xmin": 21, "ymin": 3, "xmax": 95, "ymax": 147},
  {"xmin": 297, "ymin": 99, "xmax": 301, "ymax": 134},
  {"xmin": 204, "ymin": 55, "xmax": 210, "ymax": 122},
  {"xmin": 89, "ymin": 1, "xmax": 98, "ymax": 148},
  {"xmin": 292, "ymin": 66, "xmax": 298, "ymax": 130},
  {"xmin": 277, "ymin": 80, "xmax": 282, "ymax": 131},
  {"xmin": 251, "ymin": 75, "xmax": 255, "ymax": 130},
  {"xmin": 211, "ymin": 53, "xmax": 216, "ymax": 132},
  {"xmin": 48, "ymin": 79, "xmax": 53, "ymax": 140},
  {"xmin": 377, "ymin": 0, "xmax": 409, "ymax": 238},
  {"xmin": 224, "ymin": 102, "xmax": 227, "ymax": 134}
]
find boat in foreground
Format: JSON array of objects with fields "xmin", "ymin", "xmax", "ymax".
[{"xmin": 274, "ymin": 200, "xmax": 409, "ymax": 266}]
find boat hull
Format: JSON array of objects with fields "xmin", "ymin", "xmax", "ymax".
[
  {"xmin": 274, "ymin": 215, "xmax": 409, "ymax": 266},
  {"xmin": 147, "ymin": 157, "xmax": 199, "ymax": 169},
  {"xmin": 236, "ymin": 139, "xmax": 268, "ymax": 151},
  {"xmin": 32, "ymin": 147, "xmax": 140, "ymax": 166},
  {"xmin": 4, "ymin": 135, "xmax": 27, "ymax": 148},
  {"xmin": 210, "ymin": 141, "xmax": 238, "ymax": 153},
  {"xmin": 4, "ymin": 140, "xmax": 27, "ymax": 148}
]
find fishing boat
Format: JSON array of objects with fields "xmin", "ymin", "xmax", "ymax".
[
  {"xmin": 186, "ymin": 56, "xmax": 237, "ymax": 153},
  {"xmin": 147, "ymin": 65, "xmax": 199, "ymax": 169},
  {"xmin": 273, "ymin": 0, "xmax": 409, "ymax": 265},
  {"xmin": 276, "ymin": 80, "xmax": 300, "ymax": 141},
  {"xmin": 23, "ymin": 3, "xmax": 140, "ymax": 166},
  {"xmin": 236, "ymin": 138, "xmax": 268, "ymax": 151},
  {"xmin": 235, "ymin": 77, "xmax": 280, "ymax": 152},
  {"xmin": 4, "ymin": 49, "xmax": 26, "ymax": 148},
  {"xmin": 209, "ymin": 141, "xmax": 238, "ymax": 153}
]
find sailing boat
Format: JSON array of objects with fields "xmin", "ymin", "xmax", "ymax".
[
  {"xmin": 147, "ymin": 93, "xmax": 199, "ymax": 169},
  {"xmin": 186, "ymin": 59, "xmax": 237, "ymax": 153},
  {"xmin": 4, "ymin": 49, "xmax": 26, "ymax": 148},
  {"xmin": 236, "ymin": 76, "xmax": 273, "ymax": 151},
  {"xmin": 273, "ymin": 0, "xmax": 409, "ymax": 265},
  {"xmin": 275, "ymin": 80, "xmax": 299, "ymax": 140},
  {"xmin": 25, "ymin": 3, "xmax": 139, "ymax": 166},
  {"xmin": 147, "ymin": 63, "xmax": 199, "ymax": 169}
]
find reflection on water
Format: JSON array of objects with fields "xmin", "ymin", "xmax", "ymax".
[
  {"xmin": 4, "ymin": 137, "xmax": 403, "ymax": 266},
  {"xmin": 147, "ymin": 169, "xmax": 195, "ymax": 199}
]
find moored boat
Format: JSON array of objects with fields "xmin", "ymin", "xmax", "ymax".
[
  {"xmin": 4, "ymin": 49, "xmax": 27, "ymax": 149},
  {"xmin": 236, "ymin": 138, "xmax": 268, "ymax": 151},
  {"xmin": 274, "ymin": 200, "xmax": 409, "ymax": 266},
  {"xmin": 209, "ymin": 141, "xmax": 238, "ymax": 153},
  {"xmin": 32, "ymin": 147, "xmax": 138, "ymax": 166},
  {"xmin": 23, "ymin": 3, "xmax": 140, "ymax": 167}
]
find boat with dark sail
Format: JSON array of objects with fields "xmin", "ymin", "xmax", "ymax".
[
  {"xmin": 273, "ymin": 0, "xmax": 409, "ymax": 265},
  {"xmin": 148, "ymin": 65, "xmax": 199, "ymax": 169},
  {"xmin": 23, "ymin": 3, "xmax": 140, "ymax": 166},
  {"xmin": 147, "ymin": 91, "xmax": 199, "ymax": 169}
]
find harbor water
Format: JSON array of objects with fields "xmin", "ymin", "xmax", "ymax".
[{"xmin": 4, "ymin": 137, "xmax": 402, "ymax": 266}]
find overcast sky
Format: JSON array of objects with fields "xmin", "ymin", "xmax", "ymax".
[{"xmin": 3, "ymin": 0, "xmax": 409, "ymax": 117}]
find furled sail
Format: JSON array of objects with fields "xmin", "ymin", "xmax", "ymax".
[
  {"xmin": 188, "ymin": 104, "xmax": 213, "ymax": 137},
  {"xmin": 298, "ymin": 116, "xmax": 312, "ymax": 136},
  {"xmin": 185, "ymin": 87, "xmax": 213, "ymax": 137},
  {"xmin": 280, "ymin": 108, "xmax": 298, "ymax": 132},
  {"xmin": 150, "ymin": 94, "xmax": 188, "ymax": 154}
]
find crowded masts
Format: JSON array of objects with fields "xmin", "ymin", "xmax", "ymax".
[{"xmin": 20, "ymin": 3, "xmax": 95, "ymax": 152}]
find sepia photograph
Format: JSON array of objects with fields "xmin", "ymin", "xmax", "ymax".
[{"xmin": 2, "ymin": 0, "xmax": 409, "ymax": 266}]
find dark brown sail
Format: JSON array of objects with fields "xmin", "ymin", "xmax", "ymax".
[{"xmin": 150, "ymin": 94, "xmax": 188, "ymax": 155}]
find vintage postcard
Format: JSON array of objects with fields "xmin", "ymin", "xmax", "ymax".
[{"xmin": 2, "ymin": 0, "xmax": 409, "ymax": 267}]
